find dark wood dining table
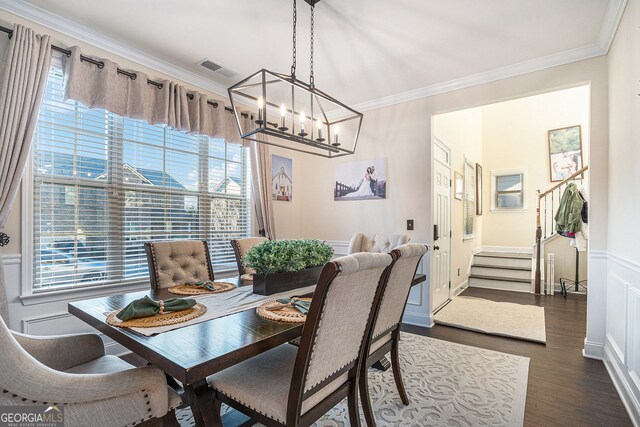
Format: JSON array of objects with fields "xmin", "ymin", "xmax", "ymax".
[{"xmin": 68, "ymin": 273, "xmax": 426, "ymax": 427}]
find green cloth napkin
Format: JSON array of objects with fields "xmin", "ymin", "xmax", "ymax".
[
  {"xmin": 116, "ymin": 295, "xmax": 197, "ymax": 321},
  {"xmin": 276, "ymin": 297, "xmax": 311, "ymax": 315},
  {"xmin": 186, "ymin": 280, "xmax": 217, "ymax": 291}
]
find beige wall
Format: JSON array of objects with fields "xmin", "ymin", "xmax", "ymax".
[
  {"xmin": 287, "ymin": 58, "xmax": 608, "ymax": 257},
  {"xmin": 608, "ymin": 0, "xmax": 640, "ymax": 264},
  {"xmin": 481, "ymin": 86, "xmax": 590, "ymax": 248},
  {"xmin": 0, "ymin": 9, "xmax": 610, "ymax": 330},
  {"xmin": 432, "ymin": 86, "xmax": 590, "ymax": 286},
  {"xmin": 433, "ymin": 109, "xmax": 483, "ymax": 290}
]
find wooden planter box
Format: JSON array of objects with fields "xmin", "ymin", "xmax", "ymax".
[{"xmin": 252, "ymin": 266, "xmax": 323, "ymax": 296}]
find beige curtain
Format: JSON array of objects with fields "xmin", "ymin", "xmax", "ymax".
[
  {"xmin": 64, "ymin": 47, "xmax": 232, "ymax": 139},
  {"xmin": 0, "ymin": 25, "xmax": 52, "ymax": 322},
  {"xmin": 250, "ymin": 139, "xmax": 276, "ymax": 239}
]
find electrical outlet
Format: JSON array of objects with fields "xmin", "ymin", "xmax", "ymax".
[
  {"xmin": 406, "ymin": 219, "xmax": 414, "ymax": 231},
  {"xmin": 458, "ymin": 268, "xmax": 461, "ymax": 276}
]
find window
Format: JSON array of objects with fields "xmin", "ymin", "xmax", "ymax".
[
  {"xmin": 31, "ymin": 62, "xmax": 251, "ymax": 291},
  {"xmin": 463, "ymin": 160, "xmax": 475, "ymax": 239},
  {"xmin": 493, "ymin": 171, "xmax": 525, "ymax": 210}
]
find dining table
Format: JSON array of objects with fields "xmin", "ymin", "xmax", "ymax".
[{"xmin": 68, "ymin": 273, "xmax": 427, "ymax": 427}]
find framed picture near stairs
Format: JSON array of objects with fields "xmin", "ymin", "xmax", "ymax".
[{"xmin": 548, "ymin": 125, "xmax": 584, "ymax": 182}]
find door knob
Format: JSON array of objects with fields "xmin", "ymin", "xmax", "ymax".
[{"xmin": 433, "ymin": 245, "xmax": 440, "ymax": 250}]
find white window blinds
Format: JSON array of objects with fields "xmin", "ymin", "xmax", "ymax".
[
  {"xmin": 463, "ymin": 160, "xmax": 475, "ymax": 239},
  {"xmin": 32, "ymin": 62, "xmax": 251, "ymax": 291},
  {"xmin": 495, "ymin": 173, "xmax": 524, "ymax": 209}
]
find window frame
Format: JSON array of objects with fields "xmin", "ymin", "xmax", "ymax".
[
  {"xmin": 21, "ymin": 65, "xmax": 252, "ymax": 300},
  {"xmin": 491, "ymin": 169, "xmax": 527, "ymax": 211},
  {"xmin": 463, "ymin": 159, "xmax": 475, "ymax": 240}
]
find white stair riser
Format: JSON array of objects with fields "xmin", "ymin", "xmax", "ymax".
[
  {"xmin": 468, "ymin": 277, "xmax": 532, "ymax": 293},
  {"xmin": 473, "ymin": 256, "xmax": 531, "ymax": 269},
  {"xmin": 471, "ymin": 266, "xmax": 531, "ymax": 280}
]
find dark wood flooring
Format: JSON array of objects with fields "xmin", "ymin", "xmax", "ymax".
[{"xmin": 402, "ymin": 287, "xmax": 632, "ymax": 427}]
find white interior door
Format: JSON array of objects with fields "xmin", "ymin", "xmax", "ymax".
[{"xmin": 432, "ymin": 140, "xmax": 451, "ymax": 310}]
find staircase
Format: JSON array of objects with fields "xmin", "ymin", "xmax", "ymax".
[
  {"xmin": 469, "ymin": 251, "xmax": 533, "ymax": 292},
  {"xmin": 534, "ymin": 165, "xmax": 588, "ymax": 293}
]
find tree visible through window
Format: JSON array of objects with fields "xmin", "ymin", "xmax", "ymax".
[{"xmin": 32, "ymin": 63, "xmax": 251, "ymax": 291}]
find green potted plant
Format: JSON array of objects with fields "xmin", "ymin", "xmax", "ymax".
[{"xmin": 244, "ymin": 239, "xmax": 334, "ymax": 295}]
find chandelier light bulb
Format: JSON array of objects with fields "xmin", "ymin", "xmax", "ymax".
[
  {"xmin": 280, "ymin": 104, "xmax": 287, "ymax": 117},
  {"xmin": 256, "ymin": 96, "xmax": 265, "ymax": 125}
]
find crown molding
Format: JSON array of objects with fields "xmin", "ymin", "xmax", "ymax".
[
  {"xmin": 0, "ymin": 0, "xmax": 625, "ymax": 115},
  {"xmin": 597, "ymin": 0, "xmax": 628, "ymax": 53},
  {"xmin": 0, "ymin": 0, "xmax": 230, "ymax": 99},
  {"xmin": 348, "ymin": 43, "xmax": 606, "ymax": 114}
]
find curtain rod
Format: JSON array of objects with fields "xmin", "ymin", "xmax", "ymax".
[{"xmin": 0, "ymin": 25, "xmax": 244, "ymax": 116}]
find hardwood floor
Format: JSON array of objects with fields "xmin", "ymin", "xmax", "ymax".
[{"xmin": 402, "ymin": 287, "xmax": 632, "ymax": 427}]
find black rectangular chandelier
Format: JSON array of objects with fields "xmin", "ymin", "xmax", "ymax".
[{"xmin": 228, "ymin": 0, "xmax": 363, "ymax": 158}]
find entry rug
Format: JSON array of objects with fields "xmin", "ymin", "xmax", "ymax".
[
  {"xmin": 177, "ymin": 333, "xmax": 530, "ymax": 426},
  {"xmin": 434, "ymin": 296, "xmax": 546, "ymax": 343}
]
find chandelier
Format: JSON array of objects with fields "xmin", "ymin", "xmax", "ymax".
[{"xmin": 228, "ymin": 0, "xmax": 363, "ymax": 158}]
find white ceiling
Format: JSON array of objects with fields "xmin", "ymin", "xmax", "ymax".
[{"xmin": 8, "ymin": 0, "xmax": 615, "ymax": 106}]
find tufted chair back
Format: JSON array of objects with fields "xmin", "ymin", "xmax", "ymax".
[
  {"xmin": 230, "ymin": 237, "xmax": 269, "ymax": 276},
  {"xmin": 372, "ymin": 243, "xmax": 427, "ymax": 339},
  {"xmin": 145, "ymin": 240, "xmax": 215, "ymax": 291},
  {"xmin": 347, "ymin": 233, "xmax": 410, "ymax": 255}
]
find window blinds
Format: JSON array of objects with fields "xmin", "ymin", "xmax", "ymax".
[
  {"xmin": 463, "ymin": 160, "xmax": 475, "ymax": 238},
  {"xmin": 495, "ymin": 173, "xmax": 524, "ymax": 209},
  {"xmin": 32, "ymin": 62, "xmax": 251, "ymax": 291}
]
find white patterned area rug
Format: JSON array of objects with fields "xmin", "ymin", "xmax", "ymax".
[
  {"xmin": 177, "ymin": 332, "xmax": 529, "ymax": 426},
  {"xmin": 434, "ymin": 296, "xmax": 546, "ymax": 344}
]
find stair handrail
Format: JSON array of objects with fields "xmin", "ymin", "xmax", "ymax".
[{"xmin": 534, "ymin": 165, "xmax": 588, "ymax": 294}]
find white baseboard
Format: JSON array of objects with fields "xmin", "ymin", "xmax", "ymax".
[
  {"xmin": 451, "ymin": 279, "xmax": 468, "ymax": 297},
  {"xmin": 402, "ymin": 312, "xmax": 434, "ymax": 328},
  {"xmin": 604, "ymin": 346, "xmax": 640, "ymax": 426},
  {"xmin": 583, "ymin": 338, "xmax": 605, "ymax": 360}
]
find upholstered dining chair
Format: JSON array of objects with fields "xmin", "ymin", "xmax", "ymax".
[
  {"xmin": 347, "ymin": 233, "xmax": 410, "ymax": 255},
  {"xmin": 230, "ymin": 236, "xmax": 269, "ymax": 280},
  {"xmin": 145, "ymin": 240, "xmax": 215, "ymax": 291},
  {"xmin": 206, "ymin": 252, "xmax": 395, "ymax": 427},
  {"xmin": 359, "ymin": 243, "xmax": 428, "ymax": 427},
  {"xmin": 0, "ymin": 317, "xmax": 181, "ymax": 427}
]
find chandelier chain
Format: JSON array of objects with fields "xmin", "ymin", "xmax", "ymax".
[
  {"xmin": 291, "ymin": 0, "xmax": 297, "ymax": 77},
  {"xmin": 310, "ymin": 3, "xmax": 315, "ymax": 88}
]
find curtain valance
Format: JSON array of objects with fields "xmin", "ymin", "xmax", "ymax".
[{"xmin": 63, "ymin": 47, "xmax": 243, "ymax": 142}]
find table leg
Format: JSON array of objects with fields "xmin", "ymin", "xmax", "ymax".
[{"xmin": 183, "ymin": 379, "xmax": 220, "ymax": 427}]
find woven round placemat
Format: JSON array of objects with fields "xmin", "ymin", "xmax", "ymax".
[
  {"xmin": 256, "ymin": 298, "xmax": 312, "ymax": 323},
  {"xmin": 106, "ymin": 303, "xmax": 207, "ymax": 328},
  {"xmin": 167, "ymin": 281, "xmax": 236, "ymax": 295}
]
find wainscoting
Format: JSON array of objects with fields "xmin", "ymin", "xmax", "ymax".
[
  {"xmin": 327, "ymin": 240, "xmax": 432, "ymax": 327},
  {"xmin": 3, "ymin": 253, "xmax": 139, "ymax": 355},
  {"xmin": 604, "ymin": 252, "xmax": 640, "ymax": 426}
]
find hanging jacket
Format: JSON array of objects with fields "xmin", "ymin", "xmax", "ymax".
[{"xmin": 555, "ymin": 183, "xmax": 584, "ymax": 236}]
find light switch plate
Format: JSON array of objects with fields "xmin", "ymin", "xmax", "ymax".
[{"xmin": 407, "ymin": 219, "xmax": 414, "ymax": 231}]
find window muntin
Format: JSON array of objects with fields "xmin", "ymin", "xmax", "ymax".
[
  {"xmin": 32, "ymin": 64, "xmax": 250, "ymax": 291},
  {"xmin": 495, "ymin": 173, "xmax": 525, "ymax": 210}
]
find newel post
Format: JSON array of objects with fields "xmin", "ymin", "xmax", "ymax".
[{"xmin": 535, "ymin": 190, "xmax": 542, "ymax": 294}]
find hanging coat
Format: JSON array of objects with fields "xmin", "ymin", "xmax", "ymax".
[{"xmin": 555, "ymin": 183, "xmax": 584, "ymax": 236}]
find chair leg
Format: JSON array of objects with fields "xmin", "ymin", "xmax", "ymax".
[
  {"xmin": 359, "ymin": 369, "xmax": 376, "ymax": 427},
  {"xmin": 212, "ymin": 392, "xmax": 223, "ymax": 427},
  {"xmin": 348, "ymin": 383, "xmax": 362, "ymax": 427},
  {"xmin": 391, "ymin": 337, "xmax": 409, "ymax": 405}
]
